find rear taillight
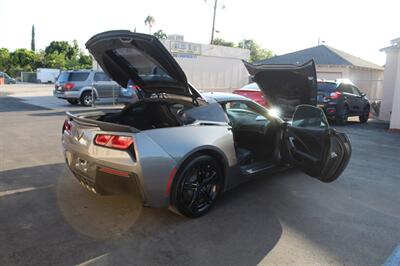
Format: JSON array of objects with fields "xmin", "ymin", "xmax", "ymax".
[
  {"xmin": 63, "ymin": 119, "xmax": 72, "ymax": 134},
  {"xmin": 329, "ymin": 91, "xmax": 342, "ymax": 99},
  {"xmin": 94, "ymin": 134, "xmax": 133, "ymax": 150},
  {"xmin": 128, "ymin": 85, "xmax": 141, "ymax": 90},
  {"xmin": 64, "ymin": 82, "xmax": 75, "ymax": 91}
]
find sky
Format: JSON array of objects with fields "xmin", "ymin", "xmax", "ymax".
[{"xmin": 0, "ymin": 0, "xmax": 399, "ymax": 65}]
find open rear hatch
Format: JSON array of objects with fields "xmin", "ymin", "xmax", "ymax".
[
  {"xmin": 243, "ymin": 60, "xmax": 317, "ymax": 118},
  {"xmin": 85, "ymin": 30, "xmax": 202, "ymax": 99}
]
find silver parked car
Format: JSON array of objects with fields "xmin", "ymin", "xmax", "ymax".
[
  {"xmin": 53, "ymin": 70, "xmax": 121, "ymax": 106},
  {"xmin": 61, "ymin": 31, "xmax": 352, "ymax": 218}
]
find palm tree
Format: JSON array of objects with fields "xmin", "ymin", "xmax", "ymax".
[{"xmin": 144, "ymin": 16, "xmax": 155, "ymax": 34}]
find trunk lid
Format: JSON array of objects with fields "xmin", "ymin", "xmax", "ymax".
[
  {"xmin": 85, "ymin": 30, "xmax": 201, "ymax": 99},
  {"xmin": 243, "ymin": 60, "xmax": 317, "ymax": 118}
]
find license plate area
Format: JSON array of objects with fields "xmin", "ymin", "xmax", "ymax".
[
  {"xmin": 75, "ymin": 158, "xmax": 88, "ymax": 173},
  {"xmin": 66, "ymin": 151, "xmax": 96, "ymax": 181}
]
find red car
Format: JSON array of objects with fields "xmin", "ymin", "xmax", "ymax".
[{"xmin": 233, "ymin": 82, "xmax": 268, "ymax": 107}]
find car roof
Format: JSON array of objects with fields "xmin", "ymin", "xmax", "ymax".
[
  {"xmin": 239, "ymin": 82, "xmax": 260, "ymax": 91},
  {"xmin": 202, "ymin": 92, "xmax": 250, "ymax": 103}
]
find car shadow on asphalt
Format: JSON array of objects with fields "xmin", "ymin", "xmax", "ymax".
[
  {"xmin": 0, "ymin": 97, "xmax": 51, "ymax": 112},
  {"xmin": 0, "ymin": 163, "xmax": 283, "ymax": 265},
  {"xmin": 1, "ymin": 127, "xmax": 399, "ymax": 265}
]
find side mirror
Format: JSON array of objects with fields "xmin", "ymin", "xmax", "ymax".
[
  {"xmin": 291, "ymin": 105, "xmax": 329, "ymax": 129},
  {"xmin": 255, "ymin": 115, "xmax": 267, "ymax": 121},
  {"xmin": 360, "ymin": 92, "xmax": 367, "ymax": 97}
]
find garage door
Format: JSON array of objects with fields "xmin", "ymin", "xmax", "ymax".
[{"xmin": 317, "ymin": 72, "xmax": 342, "ymax": 80}]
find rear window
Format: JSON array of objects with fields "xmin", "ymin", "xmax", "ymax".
[
  {"xmin": 112, "ymin": 47, "xmax": 173, "ymax": 82},
  {"xmin": 57, "ymin": 72, "xmax": 89, "ymax": 82},
  {"xmin": 317, "ymin": 82, "xmax": 337, "ymax": 96},
  {"xmin": 57, "ymin": 72, "xmax": 69, "ymax": 83},
  {"xmin": 69, "ymin": 72, "xmax": 89, "ymax": 82}
]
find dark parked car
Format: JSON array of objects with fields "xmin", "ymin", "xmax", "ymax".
[
  {"xmin": 0, "ymin": 72, "xmax": 16, "ymax": 84},
  {"xmin": 53, "ymin": 70, "xmax": 121, "ymax": 106},
  {"xmin": 317, "ymin": 80, "xmax": 370, "ymax": 125},
  {"xmin": 61, "ymin": 31, "xmax": 352, "ymax": 218}
]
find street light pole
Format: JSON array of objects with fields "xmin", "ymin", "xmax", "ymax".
[{"xmin": 210, "ymin": 0, "xmax": 218, "ymax": 44}]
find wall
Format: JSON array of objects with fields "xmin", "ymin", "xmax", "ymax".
[
  {"xmin": 174, "ymin": 54, "xmax": 249, "ymax": 91},
  {"xmin": 380, "ymin": 46, "xmax": 399, "ymax": 121},
  {"xmin": 161, "ymin": 39, "xmax": 250, "ymax": 91},
  {"xmin": 348, "ymin": 67, "xmax": 384, "ymax": 101},
  {"xmin": 316, "ymin": 65, "xmax": 349, "ymax": 80},
  {"xmin": 390, "ymin": 50, "xmax": 400, "ymax": 129}
]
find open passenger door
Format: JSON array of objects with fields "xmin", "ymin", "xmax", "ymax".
[{"xmin": 281, "ymin": 105, "xmax": 352, "ymax": 182}]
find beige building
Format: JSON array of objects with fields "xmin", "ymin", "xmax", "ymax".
[
  {"xmin": 259, "ymin": 45, "xmax": 384, "ymax": 101},
  {"xmin": 380, "ymin": 38, "xmax": 400, "ymax": 130}
]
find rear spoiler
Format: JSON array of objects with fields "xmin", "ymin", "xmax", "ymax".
[{"xmin": 66, "ymin": 111, "xmax": 140, "ymax": 133}]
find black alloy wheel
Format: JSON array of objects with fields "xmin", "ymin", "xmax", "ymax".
[{"xmin": 172, "ymin": 155, "xmax": 223, "ymax": 218}]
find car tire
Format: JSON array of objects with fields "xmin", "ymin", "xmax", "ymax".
[
  {"xmin": 80, "ymin": 91, "xmax": 95, "ymax": 107},
  {"xmin": 359, "ymin": 106, "xmax": 370, "ymax": 123},
  {"xmin": 67, "ymin": 99, "xmax": 79, "ymax": 105},
  {"xmin": 336, "ymin": 105, "xmax": 349, "ymax": 126},
  {"xmin": 171, "ymin": 155, "xmax": 223, "ymax": 218}
]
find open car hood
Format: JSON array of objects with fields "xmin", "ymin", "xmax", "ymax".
[
  {"xmin": 86, "ymin": 30, "xmax": 201, "ymax": 99},
  {"xmin": 243, "ymin": 60, "xmax": 317, "ymax": 118}
]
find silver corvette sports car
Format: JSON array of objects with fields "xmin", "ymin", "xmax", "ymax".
[{"xmin": 61, "ymin": 30, "xmax": 352, "ymax": 217}]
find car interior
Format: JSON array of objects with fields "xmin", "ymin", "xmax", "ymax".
[
  {"xmin": 220, "ymin": 101, "xmax": 282, "ymax": 171},
  {"xmin": 99, "ymin": 100, "xmax": 191, "ymax": 130}
]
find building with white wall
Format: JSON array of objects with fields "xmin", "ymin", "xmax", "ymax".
[
  {"xmin": 92, "ymin": 34, "xmax": 250, "ymax": 91},
  {"xmin": 258, "ymin": 45, "xmax": 384, "ymax": 101},
  {"xmin": 161, "ymin": 36, "xmax": 250, "ymax": 91},
  {"xmin": 380, "ymin": 38, "xmax": 400, "ymax": 130}
]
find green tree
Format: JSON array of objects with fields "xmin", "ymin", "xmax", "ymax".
[
  {"xmin": 0, "ymin": 48, "xmax": 11, "ymax": 72},
  {"xmin": 44, "ymin": 51, "xmax": 66, "ymax": 69},
  {"xmin": 31, "ymin": 25, "xmax": 35, "ymax": 51},
  {"xmin": 238, "ymin": 39, "xmax": 275, "ymax": 63},
  {"xmin": 8, "ymin": 48, "xmax": 39, "ymax": 76},
  {"xmin": 144, "ymin": 15, "xmax": 155, "ymax": 34},
  {"xmin": 153, "ymin": 29, "xmax": 167, "ymax": 40},
  {"xmin": 44, "ymin": 41, "xmax": 78, "ymax": 60},
  {"xmin": 212, "ymin": 37, "xmax": 235, "ymax": 47},
  {"xmin": 77, "ymin": 53, "xmax": 92, "ymax": 69}
]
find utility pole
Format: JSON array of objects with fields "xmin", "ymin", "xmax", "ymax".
[{"xmin": 210, "ymin": 0, "xmax": 218, "ymax": 44}]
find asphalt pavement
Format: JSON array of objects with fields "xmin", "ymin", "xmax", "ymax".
[{"xmin": 1, "ymin": 84, "xmax": 400, "ymax": 265}]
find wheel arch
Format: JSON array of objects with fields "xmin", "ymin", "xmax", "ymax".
[
  {"xmin": 172, "ymin": 146, "xmax": 230, "ymax": 196},
  {"xmin": 79, "ymin": 87, "xmax": 99, "ymax": 98}
]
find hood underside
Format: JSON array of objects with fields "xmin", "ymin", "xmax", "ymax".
[
  {"xmin": 244, "ymin": 60, "xmax": 317, "ymax": 117},
  {"xmin": 86, "ymin": 30, "xmax": 201, "ymax": 99}
]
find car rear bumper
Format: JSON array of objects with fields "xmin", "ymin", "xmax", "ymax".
[
  {"xmin": 318, "ymin": 103, "xmax": 338, "ymax": 118},
  {"xmin": 64, "ymin": 148, "xmax": 144, "ymax": 198},
  {"xmin": 53, "ymin": 90, "xmax": 80, "ymax": 99}
]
